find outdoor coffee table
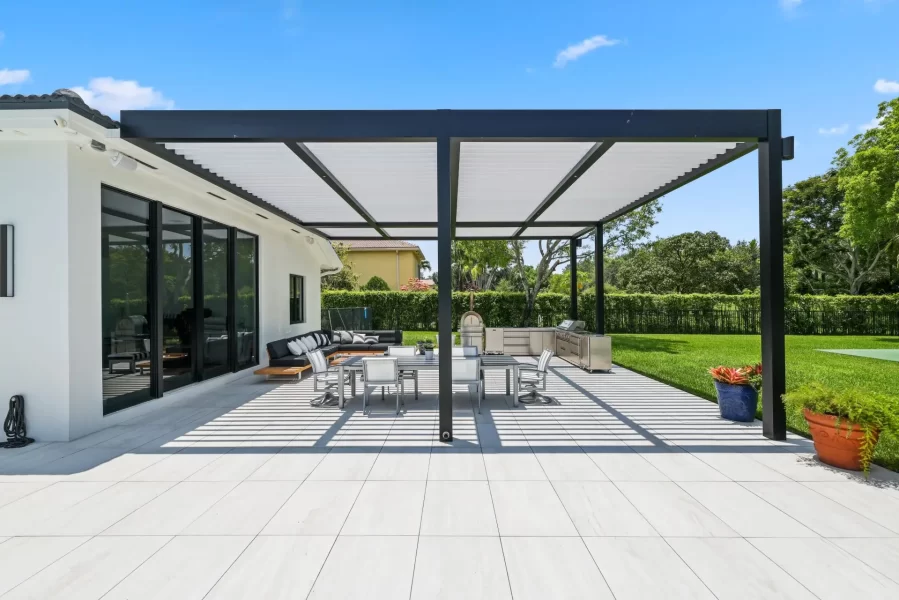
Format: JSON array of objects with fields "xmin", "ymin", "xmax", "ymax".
[{"xmin": 336, "ymin": 354, "xmax": 520, "ymax": 409}]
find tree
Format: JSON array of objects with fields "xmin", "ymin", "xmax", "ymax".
[
  {"xmin": 834, "ymin": 96, "xmax": 899, "ymax": 280},
  {"xmin": 784, "ymin": 171, "xmax": 892, "ymax": 294},
  {"xmin": 450, "ymin": 240, "xmax": 514, "ymax": 291},
  {"xmin": 361, "ymin": 275, "xmax": 390, "ymax": 291},
  {"xmin": 614, "ymin": 231, "xmax": 759, "ymax": 294},
  {"xmin": 321, "ymin": 242, "xmax": 359, "ymax": 290}
]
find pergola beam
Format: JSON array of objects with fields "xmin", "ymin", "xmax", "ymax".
[
  {"xmin": 286, "ymin": 143, "xmax": 389, "ymax": 238},
  {"xmin": 513, "ymin": 141, "xmax": 615, "ymax": 237},
  {"xmin": 436, "ymin": 136, "xmax": 453, "ymax": 442},
  {"xmin": 450, "ymin": 139, "xmax": 461, "ymax": 237}
]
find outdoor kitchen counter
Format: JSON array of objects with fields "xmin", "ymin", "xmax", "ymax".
[{"xmin": 485, "ymin": 327, "xmax": 556, "ymax": 356}]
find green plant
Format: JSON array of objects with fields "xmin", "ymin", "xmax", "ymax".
[
  {"xmin": 361, "ymin": 276, "xmax": 391, "ymax": 291},
  {"xmin": 783, "ymin": 383, "xmax": 899, "ymax": 473},
  {"xmin": 708, "ymin": 364, "xmax": 762, "ymax": 390}
]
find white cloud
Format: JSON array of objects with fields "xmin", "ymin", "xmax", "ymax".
[
  {"xmin": 780, "ymin": 0, "xmax": 803, "ymax": 10},
  {"xmin": 0, "ymin": 68, "xmax": 30, "ymax": 85},
  {"xmin": 858, "ymin": 116, "xmax": 884, "ymax": 131},
  {"xmin": 874, "ymin": 78, "xmax": 899, "ymax": 94},
  {"xmin": 818, "ymin": 124, "xmax": 849, "ymax": 135},
  {"xmin": 70, "ymin": 77, "xmax": 174, "ymax": 118},
  {"xmin": 553, "ymin": 35, "xmax": 620, "ymax": 68}
]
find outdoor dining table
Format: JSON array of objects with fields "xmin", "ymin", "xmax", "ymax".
[{"xmin": 335, "ymin": 354, "xmax": 521, "ymax": 409}]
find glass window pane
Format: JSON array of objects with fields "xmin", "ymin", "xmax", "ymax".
[
  {"xmin": 290, "ymin": 274, "xmax": 304, "ymax": 324},
  {"xmin": 202, "ymin": 220, "xmax": 230, "ymax": 375},
  {"xmin": 101, "ymin": 188, "xmax": 152, "ymax": 413},
  {"xmin": 162, "ymin": 208, "xmax": 196, "ymax": 390},
  {"xmin": 235, "ymin": 231, "xmax": 257, "ymax": 368}
]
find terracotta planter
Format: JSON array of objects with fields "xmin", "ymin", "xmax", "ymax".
[{"xmin": 803, "ymin": 408, "xmax": 879, "ymax": 471}]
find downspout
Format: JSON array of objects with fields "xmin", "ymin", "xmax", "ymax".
[{"xmin": 396, "ymin": 250, "xmax": 400, "ymax": 289}]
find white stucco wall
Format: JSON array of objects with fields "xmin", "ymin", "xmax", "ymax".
[{"xmin": 0, "ymin": 135, "xmax": 329, "ymax": 441}]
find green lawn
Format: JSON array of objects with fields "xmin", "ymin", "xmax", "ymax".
[{"xmin": 610, "ymin": 334, "xmax": 899, "ymax": 471}]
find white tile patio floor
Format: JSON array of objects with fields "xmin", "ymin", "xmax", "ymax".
[{"xmin": 0, "ymin": 358, "xmax": 897, "ymax": 599}]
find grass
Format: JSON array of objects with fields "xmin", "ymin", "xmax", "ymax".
[
  {"xmin": 402, "ymin": 330, "xmax": 899, "ymax": 471},
  {"xmin": 610, "ymin": 334, "xmax": 899, "ymax": 471}
]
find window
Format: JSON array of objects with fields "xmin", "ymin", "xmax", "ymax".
[
  {"xmin": 161, "ymin": 208, "xmax": 196, "ymax": 392},
  {"xmin": 201, "ymin": 219, "xmax": 230, "ymax": 378},
  {"xmin": 235, "ymin": 231, "xmax": 258, "ymax": 368},
  {"xmin": 290, "ymin": 274, "xmax": 305, "ymax": 324}
]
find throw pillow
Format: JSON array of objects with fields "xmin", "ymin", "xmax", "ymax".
[
  {"xmin": 318, "ymin": 332, "xmax": 327, "ymax": 346},
  {"xmin": 313, "ymin": 333, "xmax": 322, "ymax": 346},
  {"xmin": 287, "ymin": 340, "xmax": 304, "ymax": 356},
  {"xmin": 304, "ymin": 335, "xmax": 317, "ymax": 349},
  {"xmin": 352, "ymin": 333, "xmax": 366, "ymax": 344},
  {"xmin": 294, "ymin": 337, "xmax": 309, "ymax": 353},
  {"xmin": 341, "ymin": 331, "xmax": 353, "ymax": 344},
  {"xmin": 363, "ymin": 335, "xmax": 379, "ymax": 343}
]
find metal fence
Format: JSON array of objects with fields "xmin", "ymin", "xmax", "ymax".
[
  {"xmin": 321, "ymin": 307, "xmax": 373, "ymax": 331},
  {"xmin": 604, "ymin": 309, "xmax": 899, "ymax": 336}
]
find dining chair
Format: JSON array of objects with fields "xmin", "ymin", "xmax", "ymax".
[
  {"xmin": 452, "ymin": 357, "xmax": 482, "ymax": 412},
  {"xmin": 387, "ymin": 346, "xmax": 419, "ymax": 399},
  {"xmin": 518, "ymin": 349, "xmax": 554, "ymax": 404},
  {"xmin": 362, "ymin": 357, "xmax": 403, "ymax": 414},
  {"xmin": 308, "ymin": 348, "xmax": 350, "ymax": 407}
]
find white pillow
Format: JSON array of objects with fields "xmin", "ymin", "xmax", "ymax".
[
  {"xmin": 287, "ymin": 340, "xmax": 304, "ymax": 356},
  {"xmin": 294, "ymin": 337, "xmax": 309, "ymax": 352},
  {"xmin": 340, "ymin": 331, "xmax": 353, "ymax": 344},
  {"xmin": 308, "ymin": 334, "xmax": 319, "ymax": 349},
  {"xmin": 352, "ymin": 333, "xmax": 366, "ymax": 344},
  {"xmin": 317, "ymin": 333, "xmax": 326, "ymax": 346},
  {"xmin": 363, "ymin": 335, "xmax": 379, "ymax": 343}
]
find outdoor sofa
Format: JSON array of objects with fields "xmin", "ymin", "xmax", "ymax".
[{"xmin": 265, "ymin": 329, "xmax": 403, "ymax": 369}]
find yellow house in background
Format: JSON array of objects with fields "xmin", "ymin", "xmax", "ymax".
[{"xmin": 338, "ymin": 240, "xmax": 427, "ymax": 290}]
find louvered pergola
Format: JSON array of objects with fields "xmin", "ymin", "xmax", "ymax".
[{"xmin": 120, "ymin": 109, "xmax": 792, "ymax": 442}]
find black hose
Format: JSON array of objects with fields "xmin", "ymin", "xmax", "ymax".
[{"xmin": 1, "ymin": 395, "xmax": 34, "ymax": 449}]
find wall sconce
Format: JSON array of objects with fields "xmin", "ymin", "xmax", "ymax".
[{"xmin": 0, "ymin": 225, "xmax": 12, "ymax": 297}]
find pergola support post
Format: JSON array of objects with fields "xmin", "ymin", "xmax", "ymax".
[
  {"xmin": 595, "ymin": 224, "xmax": 604, "ymax": 334},
  {"xmin": 437, "ymin": 136, "xmax": 453, "ymax": 442},
  {"xmin": 569, "ymin": 238, "xmax": 578, "ymax": 320},
  {"xmin": 758, "ymin": 110, "xmax": 786, "ymax": 440}
]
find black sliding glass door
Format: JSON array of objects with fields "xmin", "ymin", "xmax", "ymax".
[
  {"xmin": 201, "ymin": 220, "xmax": 231, "ymax": 378},
  {"xmin": 161, "ymin": 208, "xmax": 196, "ymax": 391},
  {"xmin": 235, "ymin": 230, "xmax": 258, "ymax": 369}
]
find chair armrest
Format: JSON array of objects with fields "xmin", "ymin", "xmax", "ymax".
[{"xmin": 517, "ymin": 364, "xmax": 539, "ymax": 372}]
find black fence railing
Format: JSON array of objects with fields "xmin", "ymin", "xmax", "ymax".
[{"xmin": 603, "ymin": 309, "xmax": 899, "ymax": 336}]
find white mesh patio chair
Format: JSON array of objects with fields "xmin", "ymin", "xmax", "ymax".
[
  {"xmin": 518, "ymin": 349, "xmax": 554, "ymax": 404},
  {"xmin": 387, "ymin": 346, "xmax": 419, "ymax": 399},
  {"xmin": 362, "ymin": 357, "xmax": 403, "ymax": 414},
  {"xmin": 435, "ymin": 346, "xmax": 479, "ymax": 356},
  {"xmin": 453, "ymin": 357, "xmax": 483, "ymax": 412},
  {"xmin": 308, "ymin": 348, "xmax": 350, "ymax": 407}
]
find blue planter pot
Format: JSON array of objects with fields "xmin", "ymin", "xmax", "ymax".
[{"xmin": 714, "ymin": 381, "xmax": 757, "ymax": 422}]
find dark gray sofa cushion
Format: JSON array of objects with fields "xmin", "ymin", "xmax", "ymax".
[
  {"xmin": 267, "ymin": 338, "xmax": 292, "ymax": 359},
  {"xmin": 269, "ymin": 355, "xmax": 311, "ymax": 367}
]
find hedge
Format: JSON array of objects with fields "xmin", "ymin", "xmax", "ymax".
[{"xmin": 322, "ymin": 291, "xmax": 899, "ymax": 335}]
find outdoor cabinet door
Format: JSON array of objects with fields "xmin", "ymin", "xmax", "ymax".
[
  {"xmin": 544, "ymin": 332, "xmax": 555, "ymax": 353},
  {"xmin": 485, "ymin": 328, "xmax": 504, "ymax": 353},
  {"xmin": 529, "ymin": 332, "xmax": 543, "ymax": 356}
]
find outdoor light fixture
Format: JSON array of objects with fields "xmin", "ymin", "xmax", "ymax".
[
  {"xmin": 782, "ymin": 136, "xmax": 795, "ymax": 161},
  {"xmin": 0, "ymin": 225, "xmax": 13, "ymax": 297},
  {"xmin": 109, "ymin": 151, "xmax": 138, "ymax": 171}
]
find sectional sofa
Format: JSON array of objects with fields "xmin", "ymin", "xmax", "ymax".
[{"xmin": 264, "ymin": 329, "xmax": 403, "ymax": 369}]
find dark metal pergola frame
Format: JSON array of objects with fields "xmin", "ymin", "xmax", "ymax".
[{"xmin": 121, "ymin": 108, "xmax": 789, "ymax": 442}]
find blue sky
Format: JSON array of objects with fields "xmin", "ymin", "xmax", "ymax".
[{"xmin": 2, "ymin": 0, "xmax": 897, "ymax": 269}]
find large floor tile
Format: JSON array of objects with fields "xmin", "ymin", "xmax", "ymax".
[
  {"xmin": 263, "ymin": 480, "xmax": 363, "ymax": 535},
  {"xmin": 186, "ymin": 450, "xmax": 274, "ymax": 481},
  {"xmin": 206, "ymin": 535, "xmax": 336, "ymax": 599},
  {"xmin": 585, "ymin": 537, "xmax": 715, "ymax": 600},
  {"xmin": 182, "ymin": 481, "xmax": 300, "ymax": 535},
  {"xmin": 420, "ymin": 481, "xmax": 498, "ymax": 536},
  {"xmin": 427, "ymin": 451, "xmax": 487, "ymax": 480},
  {"xmin": 750, "ymin": 537, "xmax": 899, "ymax": 599},
  {"xmin": 490, "ymin": 481, "xmax": 577, "ymax": 536},
  {"xmin": 804, "ymin": 481, "xmax": 899, "ymax": 534},
  {"xmin": 742, "ymin": 481, "xmax": 894, "ymax": 537},
  {"xmin": 679, "ymin": 481, "xmax": 816, "ymax": 537},
  {"xmin": 102, "ymin": 481, "xmax": 236, "ymax": 535},
  {"xmin": 0, "ymin": 482, "xmax": 52, "ymax": 508},
  {"xmin": 0, "ymin": 537, "xmax": 89, "ymax": 595},
  {"xmin": 585, "ymin": 451, "xmax": 670, "ymax": 481},
  {"xmin": 502, "ymin": 537, "xmax": 614, "ymax": 600},
  {"xmin": 308, "ymin": 535, "xmax": 417, "ymax": 599},
  {"xmin": 693, "ymin": 452, "xmax": 791, "ymax": 482},
  {"xmin": 482, "ymin": 451, "xmax": 547, "ymax": 480},
  {"xmin": 126, "ymin": 449, "xmax": 225, "ymax": 481},
  {"xmin": 341, "ymin": 480, "xmax": 426, "ymax": 535},
  {"xmin": 103, "ymin": 536, "xmax": 252, "ymax": 600},
  {"xmin": 246, "ymin": 450, "xmax": 325, "ymax": 481},
  {"xmin": 2, "ymin": 536, "xmax": 171, "ymax": 600},
  {"xmin": 668, "ymin": 537, "xmax": 817, "ymax": 599},
  {"xmin": 641, "ymin": 451, "xmax": 731, "ymax": 481},
  {"xmin": 367, "ymin": 451, "xmax": 431, "ymax": 480},
  {"xmin": 831, "ymin": 538, "xmax": 899, "ymax": 584},
  {"xmin": 411, "ymin": 536, "xmax": 511, "ymax": 599},
  {"xmin": 0, "ymin": 481, "xmax": 114, "ymax": 534},
  {"xmin": 617, "ymin": 482, "xmax": 738, "ymax": 537},
  {"xmin": 306, "ymin": 451, "xmax": 378, "ymax": 480},
  {"xmin": 534, "ymin": 451, "xmax": 608, "ymax": 481},
  {"xmin": 553, "ymin": 481, "xmax": 657, "ymax": 536},
  {"xmin": 750, "ymin": 452, "xmax": 861, "ymax": 482}
]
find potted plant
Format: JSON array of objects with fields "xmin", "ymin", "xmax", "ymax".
[
  {"xmin": 417, "ymin": 340, "xmax": 435, "ymax": 359},
  {"xmin": 784, "ymin": 383, "xmax": 899, "ymax": 474},
  {"xmin": 708, "ymin": 364, "xmax": 762, "ymax": 422}
]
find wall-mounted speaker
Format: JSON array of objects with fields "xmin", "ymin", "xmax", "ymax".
[{"xmin": 0, "ymin": 225, "xmax": 13, "ymax": 297}]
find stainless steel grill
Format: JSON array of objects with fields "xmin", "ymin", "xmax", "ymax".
[{"xmin": 459, "ymin": 311, "xmax": 485, "ymax": 352}]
